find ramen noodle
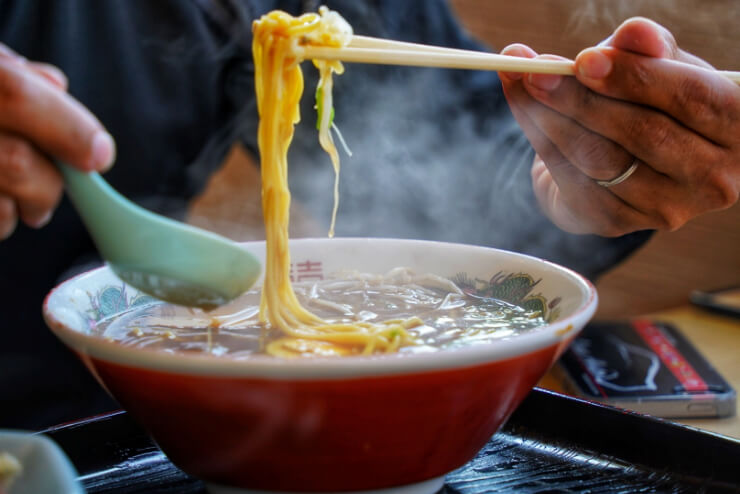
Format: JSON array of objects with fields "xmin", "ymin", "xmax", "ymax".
[
  {"xmin": 251, "ymin": 8, "xmax": 426, "ymax": 357},
  {"xmin": 0, "ymin": 452, "xmax": 21, "ymax": 493}
]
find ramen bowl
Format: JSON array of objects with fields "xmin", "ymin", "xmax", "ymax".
[{"xmin": 43, "ymin": 238, "xmax": 597, "ymax": 494}]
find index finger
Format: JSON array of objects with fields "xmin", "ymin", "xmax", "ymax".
[{"xmin": 0, "ymin": 59, "xmax": 115, "ymax": 171}]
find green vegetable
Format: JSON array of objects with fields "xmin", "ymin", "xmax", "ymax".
[{"xmin": 315, "ymin": 86, "xmax": 335, "ymax": 130}]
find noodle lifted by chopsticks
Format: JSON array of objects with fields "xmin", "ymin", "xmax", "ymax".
[{"xmin": 252, "ymin": 8, "xmax": 419, "ymax": 357}]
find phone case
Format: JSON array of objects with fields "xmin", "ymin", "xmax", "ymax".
[
  {"xmin": 691, "ymin": 286, "xmax": 740, "ymax": 319},
  {"xmin": 557, "ymin": 319, "xmax": 736, "ymax": 418}
]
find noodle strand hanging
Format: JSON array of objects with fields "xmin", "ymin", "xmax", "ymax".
[{"xmin": 252, "ymin": 8, "xmax": 419, "ymax": 357}]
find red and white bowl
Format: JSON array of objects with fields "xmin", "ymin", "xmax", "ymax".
[{"xmin": 44, "ymin": 238, "xmax": 597, "ymax": 494}]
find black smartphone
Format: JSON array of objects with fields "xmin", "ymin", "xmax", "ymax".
[
  {"xmin": 557, "ymin": 319, "xmax": 736, "ymax": 418},
  {"xmin": 690, "ymin": 285, "xmax": 740, "ymax": 319}
]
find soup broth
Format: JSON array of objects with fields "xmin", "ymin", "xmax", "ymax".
[{"xmin": 96, "ymin": 269, "xmax": 547, "ymax": 358}]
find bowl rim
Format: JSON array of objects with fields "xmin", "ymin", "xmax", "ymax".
[{"xmin": 43, "ymin": 237, "xmax": 598, "ymax": 379}]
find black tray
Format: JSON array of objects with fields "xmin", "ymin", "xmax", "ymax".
[{"xmin": 43, "ymin": 388, "xmax": 740, "ymax": 493}]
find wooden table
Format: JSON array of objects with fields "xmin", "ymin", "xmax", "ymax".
[{"xmin": 539, "ymin": 305, "xmax": 740, "ymax": 439}]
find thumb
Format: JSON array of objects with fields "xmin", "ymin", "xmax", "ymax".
[
  {"xmin": 608, "ymin": 17, "xmax": 674, "ymax": 58},
  {"xmin": 603, "ymin": 17, "xmax": 713, "ymax": 68}
]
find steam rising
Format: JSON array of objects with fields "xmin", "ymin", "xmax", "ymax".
[{"xmin": 288, "ymin": 67, "xmax": 534, "ymax": 244}]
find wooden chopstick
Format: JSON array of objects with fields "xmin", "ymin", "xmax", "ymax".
[
  {"xmin": 295, "ymin": 35, "xmax": 740, "ymax": 83},
  {"xmin": 716, "ymin": 70, "xmax": 740, "ymax": 83},
  {"xmin": 297, "ymin": 44, "xmax": 575, "ymax": 76},
  {"xmin": 349, "ymin": 35, "xmax": 503, "ymax": 56}
]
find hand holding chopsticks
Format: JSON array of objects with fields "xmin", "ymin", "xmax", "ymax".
[
  {"xmin": 298, "ymin": 15, "xmax": 740, "ymax": 239},
  {"xmin": 497, "ymin": 19, "xmax": 740, "ymax": 239},
  {"xmin": 295, "ymin": 34, "xmax": 740, "ymax": 84}
]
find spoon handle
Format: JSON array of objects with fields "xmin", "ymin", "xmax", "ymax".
[
  {"xmin": 58, "ymin": 163, "xmax": 261, "ymax": 307},
  {"xmin": 58, "ymin": 163, "xmax": 156, "ymax": 260}
]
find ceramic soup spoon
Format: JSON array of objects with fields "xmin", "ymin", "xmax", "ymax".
[{"xmin": 60, "ymin": 163, "xmax": 261, "ymax": 309}]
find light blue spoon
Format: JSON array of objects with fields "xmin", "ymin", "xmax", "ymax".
[{"xmin": 59, "ymin": 163, "xmax": 261, "ymax": 309}]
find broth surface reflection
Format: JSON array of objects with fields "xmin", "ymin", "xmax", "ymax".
[{"xmin": 97, "ymin": 269, "xmax": 547, "ymax": 358}]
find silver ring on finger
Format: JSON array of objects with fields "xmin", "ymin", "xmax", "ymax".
[{"xmin": 595, "ymin": 159, "xmax": 639, "ymax": 188}]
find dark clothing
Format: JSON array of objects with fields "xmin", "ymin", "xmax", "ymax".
[{"xmin": 0, "ymin": 0, "xmax": 650, "ymax": 428}]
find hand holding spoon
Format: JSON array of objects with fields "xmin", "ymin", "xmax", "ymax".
[{"xmin": 0, "ymin": 48, "xmax": 259, "ymax": 308}]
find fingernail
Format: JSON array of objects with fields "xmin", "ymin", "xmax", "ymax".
[
  {"xmin": 501, "ymin": 45, "xmax": 534, "ymax": 81},
  {"xmin": 501, "ymin": 71, "xmax": 522, "ymax": 81},
  {"xmin": 89, "ymin": 131, "xmax": 116, "ymax": 171},
  {"xmin": 0, "ymin": 217, "xmax": 17, "ymax": 240},
  {"xmin": 527, "ymin": 73, "xmax": 562, "ymax": 92},
  {"xmin": 30, "ymin": 210, "xmax": 53, "ymax": 228},
  {"xmin": 578, "ymin": 48, "xmax": 613, "ymax": 79},
  {"xmin": 0, "ymin": 44, "xmax": 24, "ymax": 61}
]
